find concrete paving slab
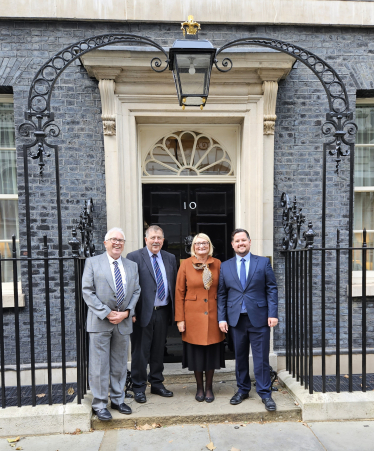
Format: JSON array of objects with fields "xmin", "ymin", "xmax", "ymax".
[
  {"xmin": 92, "ymin": 381, "xmax": 301, "ymax": 430},
  {"xmin": 308, "ymin": 420, "xmax": 374, "ymax": 451},
  {"xmin": 0, "ymin": 431, "xmax": 104, "ymax": 451},
  {"xmin": 209, "ymin": 422, "xmax": 324, "ymax": 451},
  {"xmin": 116, "ymin": 425, "xmax": 210, "ymax": 451}
]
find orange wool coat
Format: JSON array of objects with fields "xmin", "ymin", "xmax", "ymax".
[{"xmin": 175, "ymin": 256, "xmax": 225, "ymax": 346}]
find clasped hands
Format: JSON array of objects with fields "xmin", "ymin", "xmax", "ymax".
[{"xmin": 107, "ymin": 310, "xmax": 130, "ymax": 324}]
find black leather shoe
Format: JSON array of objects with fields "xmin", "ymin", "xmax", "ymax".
[
  {"xmin": 111, "ymin": 402, "xmax": 132, "ymax": 415},
  {"xmin": 230, "ymin": 392, "xmax": 249, "ymax": 405},
  {"xmin": 134, "ymin": 392, "xmax": 147, "ymax": 403},
  {"xmin": 262, "ymin": 397, "xmax": 276, "ymax": 411},
  {"xmin": 195, "ymin": 392, "xmax": 205, "ymax": 402},
  {"xmin": 92, "ymin": 407, "xmax": 112, "ymax": 421},
  {"xmin": 151, "ymin": 386, "xmax": 173, "ymax": 397},
  {"xmin": 205, "ymin": 393, "xmax": 215, "ymax": 403}
]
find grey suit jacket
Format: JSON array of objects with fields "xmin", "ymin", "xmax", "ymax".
[
  {"xmin": 126, "ymin": 247, "xmax": 177, "ymax": 328},
  {"xmin": 82, "ymin": 252, "xmax": 141, "ymax": 335}
]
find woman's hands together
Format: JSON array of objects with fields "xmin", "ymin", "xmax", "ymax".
[{"xmin": 177, "ymin": 321, "xmax": 185, "ymax": 333}]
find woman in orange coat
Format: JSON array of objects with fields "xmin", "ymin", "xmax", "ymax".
[{"xmin": 175, "ymin": 233, "xmax": 225, "ymax": 403}]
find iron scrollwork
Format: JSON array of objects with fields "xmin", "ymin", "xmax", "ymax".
[
  {"xmin": 281, "ymin": 192, "xmax": 313, "ymax": 250},
  {"xmin": 69, "ymin": 198, "xmax": 95, "ymax": 257},
  {"xmin": 19, "ymin": 33, "xmax": 170, "ymax": 176},
  {"xmin": 215, "ymin": 37, "xmax": 357, "ymax": 169}
]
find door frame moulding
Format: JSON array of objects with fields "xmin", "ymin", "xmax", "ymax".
[{"xmin": 84, "ymin": 48, "xmax": 294, "ymax": 257}]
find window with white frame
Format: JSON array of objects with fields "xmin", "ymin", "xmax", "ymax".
[
  {"xmin": 353, "ymin": 101, "xmax": 374, "ymax": 272},
  {"xmin": 0, "ymin": 95, "xmax": 19, "ymax": 285}
]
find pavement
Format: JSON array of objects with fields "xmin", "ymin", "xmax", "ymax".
[{"xmin": 1, "ymin": 420, "xmax": 374, "ymax": 451}]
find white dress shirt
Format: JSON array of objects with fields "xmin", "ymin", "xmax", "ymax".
[
  {"xmin": 107, "ymin": 253, "xmax": 127, "ymax": 299},
  {"xmin": 147, "ymin": 248, "xmax": 169, "ymax": 306}
]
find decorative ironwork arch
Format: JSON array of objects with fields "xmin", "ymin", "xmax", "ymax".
[{"xmin": 215, "ymin": 37, "xmax": 357, "ymax": 170}]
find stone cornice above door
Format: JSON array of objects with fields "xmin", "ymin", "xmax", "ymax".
[{"xmin": 81, "ymin": 47, "xmax": 294, "ymax": 97}]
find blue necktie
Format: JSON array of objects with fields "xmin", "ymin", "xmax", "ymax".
[
  {"xmin": 113, "ymin": 260, "xmax": 125, "ymax": 308},
  {"xmin": 240, "ymin": 258, "xmax": 247, "ymax": 313},
  {"xmin": 152, "ymin": 254, "xmax": 166, "ymax": 302}
]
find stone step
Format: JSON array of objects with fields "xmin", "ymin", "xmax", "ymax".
[{"xmin": 92, "ymin": 380, "xmax": 302, "ymax": 430}]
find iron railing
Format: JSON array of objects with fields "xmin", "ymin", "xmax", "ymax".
[
  {"xmin": 283, "ymin": 228, "xmax": 372, "ymax": 394},
  {"xmin": 0, "ymin": 235, "xmax": 88, "ymax": 408}
]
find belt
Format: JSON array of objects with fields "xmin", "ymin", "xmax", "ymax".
[{"xmin": 154, "ymin": 305, "xmax": 168, "ymax": 310}]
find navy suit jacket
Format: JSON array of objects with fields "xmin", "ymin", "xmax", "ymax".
[
  {"xmin": 217, "ymin": 254, "xmax": 278, "ymax": 328},
  {"xmin": 126, "ymin": 247, "xmax": 177, "ymax": 328}
]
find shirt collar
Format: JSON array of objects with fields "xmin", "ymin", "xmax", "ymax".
[
  {"xmin": 236, "ymin": 252, "xmax": 251, "ymax": 263},
  {"xmin": 147, "ymin": 248, "xmax": 160, "ymax": 259},
  {"xmin": 107, "ymin": 252, "xmax": 122, "ymax": 265}
]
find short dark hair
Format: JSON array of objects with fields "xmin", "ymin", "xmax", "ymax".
[
  {"xmin": 145, "ymin": 225, "xmax": 164, "ymax": 238},
  {"xmin": 231, "ymin": 228, "xmax": 250, "ymax": 241}
]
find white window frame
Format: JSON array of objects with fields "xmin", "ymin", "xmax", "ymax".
[
  {"xmin": 352, "ymin": 98, "xmax": 374, "ymax": 296},
  {"xmin": 0, "ymin": 94, "xmax": 24, "ymax": 307}
]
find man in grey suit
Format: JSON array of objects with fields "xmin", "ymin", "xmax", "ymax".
[
  {"xmin": 82, "ymin": 227, "xmax": 140, "ymax": 421},
  {"xmin": 127, "ymin": 225, "xmax": 177, "ymax": 403}
]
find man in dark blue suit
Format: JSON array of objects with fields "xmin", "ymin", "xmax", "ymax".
[{"xmin": 217, "ymin": 228, "xmax": 278, "ymax": 411}]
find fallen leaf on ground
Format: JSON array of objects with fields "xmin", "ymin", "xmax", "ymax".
[
  {"xmin": 169, "ymin": 440, "xmax": 173, "ymax": 443},
  {"xmin": 152, "ymin": 423, "xmax": 161, "ymax": 429},
  {"xmin": 70, "ymin": 429, "xmax": 81, "ymax": 435},
  {"xmin": 206, "ymin": 442, "xmax": 216, "ymax": 450},
  {"xmin": 294, "ymin": 402, "xmax": 299, "ymax": 406},
  {"xmin": 16, "ymin": 448, "xmax": 23, "ymax": 450},
  {"xmin": 7, "ymin": 437, "xmax": 20, "ymax": 443},
  {"xmin": 344, "ymin": 375, "xmax": 349, "ymax": 379},
  {"xmin": 200, "ymin": 425, "xmax": 206, "ymax": 428},
  {"xmin": 67, "ymin": 387, "xmax": 75, "ymax": 395},
  {"xmin": 36, "ymin": 394, "xmax": 46, "ymax": 398},
  {"xmin": 231, "ymin": 448, "xmax": 241, "ymax": 451},
  {"xmin": 183, "ymin": 386, "xmax": 187, "ymax": 388},
  {"xmin": 240, "ymin": 424, "xmax": 246, "ymax": 427},
  {"xmin": 137, "ymin": 424, "xmax": 153, "ymax": 430}
]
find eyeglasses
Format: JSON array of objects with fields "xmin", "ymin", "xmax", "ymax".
[
  {"xmin": 108, "ymin": 238, "xmax": 125, "ymax": 244},
  {"xmin": 195, "ymin": 241, "xmax": 209, "ymax": 247}
]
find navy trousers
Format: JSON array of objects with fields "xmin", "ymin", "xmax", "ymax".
[{"xmin": 231, "ymin": 314, "xmax": 271, "ymax": 399}]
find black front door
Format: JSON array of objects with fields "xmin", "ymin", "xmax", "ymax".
[
  {"xmin": 142, "ymin": 183, "xmax": 235, "ymax": 264},
  {"xmin": 142, "ymin": 183, "xmax": 235, "ymax": 362}
]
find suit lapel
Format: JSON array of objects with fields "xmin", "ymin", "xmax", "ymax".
[
  {"xmin": 229, "ymin": 257, "xmax": 242, "ymax": 290},
  {"xmin": 99, "ymin": 252, "xmax": 116, "ymax": 293},
  {"xmin": 245, "ymin": 254, "xmax": 258, "ymax": 289},
  {"xmin": 142, "ymin": 247, "xmax": 156, "ymax": 282}
]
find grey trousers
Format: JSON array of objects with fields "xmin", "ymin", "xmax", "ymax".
[{"xmin": 89, "ymin": 326, "xmax": 129, "ymax": 411}]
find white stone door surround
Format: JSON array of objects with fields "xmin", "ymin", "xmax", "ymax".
[{"xmin": 81, "ymin": 48, "xmax": 295, "ymax": 259}]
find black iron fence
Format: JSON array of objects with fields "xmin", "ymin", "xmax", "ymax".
[
  {"xmin": 0, "ymin": 235, "xmax": 88, "ymax": 408},
  {"xmin": 283, "ymin": 228, "xmax": 373, "ymax": 394}
]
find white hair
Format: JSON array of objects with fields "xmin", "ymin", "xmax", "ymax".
[{"xmin": 105, "ymin": 227, "xmax": 125, "ymax": 241}]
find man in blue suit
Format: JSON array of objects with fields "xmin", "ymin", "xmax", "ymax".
[{"xmin": 217, "ymin": 228, "xmax": 278, "ymax": 411}]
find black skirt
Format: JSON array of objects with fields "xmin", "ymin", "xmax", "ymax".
[{"xmin": 182, "ymin": 341, "xmax": 226, "ymax": 372}]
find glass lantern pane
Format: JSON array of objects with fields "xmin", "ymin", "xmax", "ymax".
[
  {"xmin": 200, "ymin": 161, "xmax": 231, "ymax": 175},
  {"xmin": 175, "ymin": 53, "xmax": 211, "ymax": 100},
  {"xmin": 145, "ymin": 161, "xmax": 178, "ymax": 176}
]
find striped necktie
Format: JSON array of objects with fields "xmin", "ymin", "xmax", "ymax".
[
  {"xmin": 113, "ymin": 260, "xmax": 125, "ymax": 308},
  {"xmin": 152, "ymin": 254, "xmax": 166, "ymax": 302}
]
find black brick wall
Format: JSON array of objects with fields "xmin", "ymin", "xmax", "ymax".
[{"xmin": 1, "ymin": 20, "xmax": 374, "ymax": 364}]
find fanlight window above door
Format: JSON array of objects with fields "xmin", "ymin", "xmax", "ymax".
[{"xmin": 143, "ymin": 131, "xmax": 234, "ymax": 177}]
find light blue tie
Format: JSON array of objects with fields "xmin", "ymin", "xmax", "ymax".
[
  {"xmin": 240, "ymin": 257, "xmax": 247, "ymax": 313},
  {"xmin": 152, "ymin": 254, "xmax": 166, "ymax": 302},
  {"xmin": 113, "ymin": 261, "xmax": 125, "ymax": 308}
]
